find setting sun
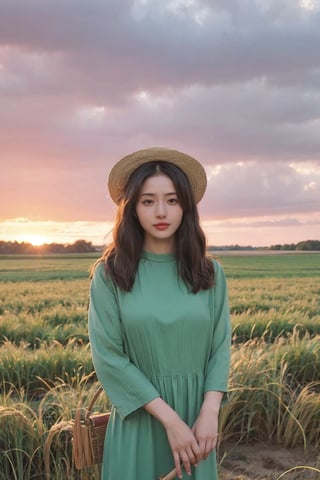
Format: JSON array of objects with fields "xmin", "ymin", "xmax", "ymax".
[{"xmin": 20, "ymin": 235, "xmax": 50, "ymax": 246}]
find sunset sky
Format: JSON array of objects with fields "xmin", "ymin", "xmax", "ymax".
[{"xmin": 1, "ymin": 0, "xmax": 320, "ymax": 247}]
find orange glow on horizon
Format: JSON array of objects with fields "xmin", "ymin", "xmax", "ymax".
[
  {"xmin": 0, "ymin": 216, "xmax": 319, "ymax": 248},
  {"xmin": 17, "ymin": 234, "xmax": 52, "ymax": 246}
]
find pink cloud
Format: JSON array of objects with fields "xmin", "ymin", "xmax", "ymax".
[{"xmin": 1, "ymin": 0, "xmax": 320, "ymax": 245}]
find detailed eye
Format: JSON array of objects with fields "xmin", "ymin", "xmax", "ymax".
[
  {"xmin": 168, "ymin": 197, "xmax": 179, "ymax": 205},
  {"xmin": 142, "ymin": 198, "xmax": 153, "ymax": 206}
]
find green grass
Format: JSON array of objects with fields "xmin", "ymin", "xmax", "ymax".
[
  {"xmin": 0, "ymin": 253, "xmax": 98, "ymax": 281},
  {"xmin": 0, "ymin": 341, "xmax": 93, "ymax": 394},
  {"xmin": 229, "ymin": 276, "xmax": 320, "ymax": 342},
  {"xmin": 1, "ymin": 251, "xmax": 319, "ymax": 281},
  {"xmin": 217, "ymin": 252, "xmax": 320, "ymax": 279},
  {"xmin": 0, "ymin": 251, "xmax": 320, "ymax": 478}
]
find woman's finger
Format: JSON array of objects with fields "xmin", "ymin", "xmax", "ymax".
[
  {"xmin": 198, "ymin": 438, "xmax": 206, "ymax": 460},
  {"xmin": 173, "ymin": 452, "xmax": 182, "ymax": 479},
  {"xmin": 191, "ymin": 439, "xmax": 201, "ymax": 464},
  {"xmin": 180, "ymin": 451, "xmax": 191, "ymax": 477},
  {"xmin": 186, "ymin": 447, "xmax": 196, "ymax": 465},
  {"xmin": 204, "ymin": 438, "xmax": 216, "ymax": 459}
]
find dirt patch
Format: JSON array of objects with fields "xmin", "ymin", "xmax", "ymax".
[{"xmin": 219, "ymin": 442, "xmax": 320, "ymax": 480}]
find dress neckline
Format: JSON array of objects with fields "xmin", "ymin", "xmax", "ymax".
[{"xmin": 142, "ymin": 251, "xmax": 176, "ymax": 263}]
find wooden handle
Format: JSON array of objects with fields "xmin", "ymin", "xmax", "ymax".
[
  {"xmin": 160, "ymin": 467, "xmax": 177, "ymax": 480},
  {"xmin": 85, "ymin": 386, "xmax": 104, "ymax": 420}
]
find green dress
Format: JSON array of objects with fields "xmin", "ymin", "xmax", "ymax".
[{"xmin": 88, "ymin": 252, "xmax": 231, "ymax": 480}]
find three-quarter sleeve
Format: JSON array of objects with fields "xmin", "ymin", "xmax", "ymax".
[
  {"xmin": 204, "ymin": 260, "xmax": 231, "ymax": 399},
  {"xmin": 88, "ymin": 263, "xmax": 160, "ymax": 419}
]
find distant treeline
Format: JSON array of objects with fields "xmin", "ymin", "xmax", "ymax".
[
  {"xmin": 0, "ymin": 239, "xmax": 97, "ymax": 255},
  {"xmin": 268, "ymin": 240, "xmax": 320, "ymax": 251},
  {"xmin": 0, "ymin": 239, "xmax": 319, "ymax": 255},
  {"xmin": 208, "ymin": 240, "xmax": 320, "ymax": 252}
]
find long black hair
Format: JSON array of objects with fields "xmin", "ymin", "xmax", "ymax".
[{"xmin": 97, "ymin": 161, "xmax": 214, "ymax": 293}]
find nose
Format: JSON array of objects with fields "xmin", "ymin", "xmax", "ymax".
[{"xmin": 155, "ymin": 200, "xmax": 167, "ymax": 218}]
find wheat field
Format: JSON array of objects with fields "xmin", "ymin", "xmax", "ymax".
[{"xmin": 0, "ymin": 253, "xmax": 319, "ymax": 479}]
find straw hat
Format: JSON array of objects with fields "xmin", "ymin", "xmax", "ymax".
[{"xmin": 107, "ymin": 147, "xmax": 207, "ymax": 204}]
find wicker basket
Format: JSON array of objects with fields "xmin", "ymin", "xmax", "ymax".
[{"xmin": 73, "ymin": 386, "xmax": 110, "ymax": 469}]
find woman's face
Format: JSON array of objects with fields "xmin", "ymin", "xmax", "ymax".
[{"xmin": 135, "ymin": 173, "xmax": 183, "ymax": 253}]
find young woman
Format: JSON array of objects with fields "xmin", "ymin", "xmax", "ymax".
[{"xmin": 88, "ymin": 147, "xmax": 231, "ymax": 480}]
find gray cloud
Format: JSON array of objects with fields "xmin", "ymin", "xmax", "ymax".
[
  {"xmin": 1, "ymin": 0, "xmax": 320, "ymax": 227},
  {"xmin": 1, "ymin": 0, "xmax": 320, "ymax": 95},
  {"xmin": 200, "ymin": 161, "xmax": 320, "ymax": 218}
]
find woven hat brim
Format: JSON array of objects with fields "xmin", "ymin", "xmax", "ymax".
[{"xmin": 108, "ymin": 147, "xmax": 207, "ymax": 204}]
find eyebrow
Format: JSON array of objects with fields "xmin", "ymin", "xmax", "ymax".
[{"xmin": 140, "ymin": 192, "xmax": 177, "ymax": 197}]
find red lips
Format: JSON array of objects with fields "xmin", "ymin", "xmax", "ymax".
[{"xmin": 153, "ymin": 223, "xmax": 170, "ymax": 230}]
